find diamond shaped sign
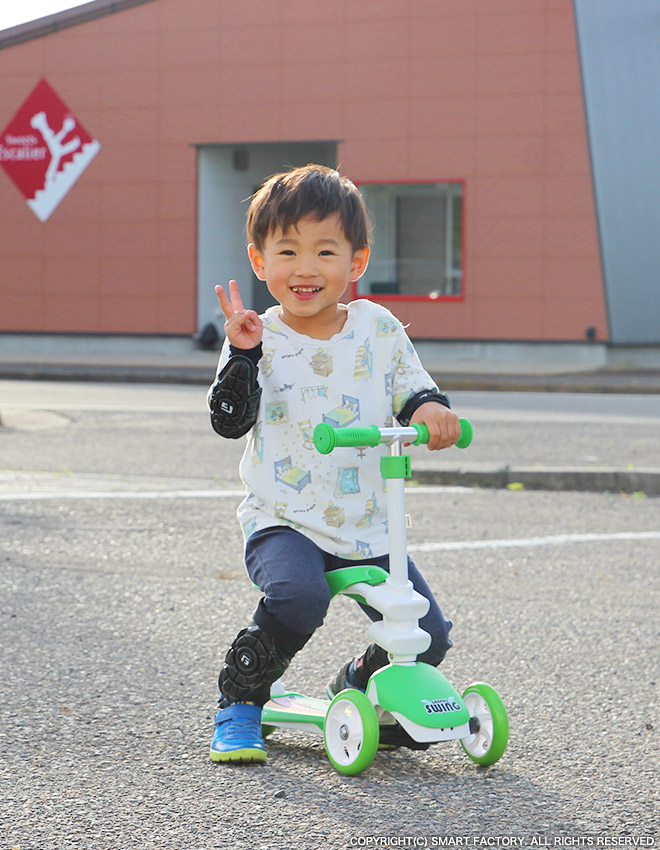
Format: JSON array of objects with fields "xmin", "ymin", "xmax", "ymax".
[{"xmin": 0, "ymin": 78, "xmax": 100, "ymax": 222}]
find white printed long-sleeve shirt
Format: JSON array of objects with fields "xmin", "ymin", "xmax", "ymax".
[{"xmin": 214, "ymin": 299, "xmax": 440, "ymax": 559}]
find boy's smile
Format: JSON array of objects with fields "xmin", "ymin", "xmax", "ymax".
[{"xmin": 248, "ymin": 214, "xmax": 369, "ymax": 340}]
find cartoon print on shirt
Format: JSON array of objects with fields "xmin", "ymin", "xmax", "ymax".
[
  {"xmin": 356, "ymin": 491, "xmax": 380, "ymax": 530},
  {"xmin": 260, "ymin": 347, "xmax": 276, "ymax": 377},
  {"xmin": 310, "ymin": 349, "xmax": 333, "ymax": 377},
  {"xmin": 393, "ymin": 348, "xmax": 411, "ymax": 375},
  {"xmin": 262, "ymin": 318, "xmax": 289, "ymax": 338},
  {"xmin": 323, "ymin": 394, "xmax": 360, "ymax": 427},
  {"xmin": 298, "ymin": 419, "xmax": 315, "ymax": 449},
  {"xmin": 346, "ymin": 540, "xmax": 374, "ymax": 560},
  {"xmin": 265, "ymin": 401, "xmax": 288, "ymax": 425},
  {"xmin": 376, "ymin": 317, "xmax": 399, "ymax": 336},
  {"xmin": 274, "ymin": 501, "xmax": 288, "ymax": 519},
  {"xmin": 334, "ymin": 466, "xmax": 360, "ymax": 497},
  {"xmin": 353, "ymin": 338, "xmax": 372, "ymax": 381},
  {"xmin": 301, "ymin": 385, "xmax": 328, "ymax": 402},
  {"xmin": 250, "ymin": 422, "xmax": 264, "ymax": 465},
  {"xmin": 274, "ymin": 456, "xmax": 311, "ymax": 493},
  {"xmin": 323, "ymin": 501, "xmax": 345, "ymax": 528}
]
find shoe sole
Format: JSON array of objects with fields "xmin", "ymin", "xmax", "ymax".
[{"xmin": 209, "ymin": 747, "xmax": 267, "ymax": 764}]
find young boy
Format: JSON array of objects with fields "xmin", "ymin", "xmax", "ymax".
[{"xmin": 208, "ymin": 164, "xmax": 461, "ymax": 763}]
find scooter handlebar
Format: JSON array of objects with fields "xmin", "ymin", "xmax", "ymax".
[{"xmin": 313, "ymin": 419, "xmax": 473, "ymax": 454}]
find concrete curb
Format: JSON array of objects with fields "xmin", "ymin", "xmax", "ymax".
[
  {"xmin": 0, "ymin": 363, "xmax": 213, "ymax": 384},
  {"xmin": 435, "ymin": 372, "xmax": 660, "ymax": 395},
  {"xmin": 2, "ymin": 362, "xmax": 660, "ymax": 394},
  {"xmin": 413, "ymin": 466, "xmax": 660, "ymax": 496}
]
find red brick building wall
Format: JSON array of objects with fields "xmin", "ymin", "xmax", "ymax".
[{"xmin": 0, "ymin": 0, "xmax": 608, "ymax": 341}]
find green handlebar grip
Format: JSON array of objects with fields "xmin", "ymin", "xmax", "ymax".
[
  {"xmin": 456, "ymin": 418, "xmax": 473, "ymax": 449},
  {"xmin": 413, "ymin": 418, "xmax": 473, "ymax": 448},
  {"xmin": 313, "ymin": 423, "xmax": 381, "ymax": 454},
  {"xmin": 412, "ymin": 423, "xmax": 429, "ymax": 445}
]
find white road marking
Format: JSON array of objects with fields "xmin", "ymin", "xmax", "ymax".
[
  {"xmin": 0, "ymin": 489, "xmax": 246, "ymax": 501},
  {"xmin": 408, "ymin": 531, "xmax": 660, "ymax": 553}
]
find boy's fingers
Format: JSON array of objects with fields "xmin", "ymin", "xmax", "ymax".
[
  {"xmin": 415, "ymin": 408, "xmax": 462, "ymax": 450},
  {"xmin": 215, "ymin": 285, "xmax": 234, "ymax": 321},
  {"xmin": 427, "ymin": 421, "xmax": 444, "ymax": 450},
  {"xmin": 441, "ymin": 415, "xmax": 461, "ymax": 449},
  {"xmin": 228, "ymin": 279, "xmax": 245, "ymax": 313},
  {"xmin": 215, "ymin": 281, "xmax": 248, "ymax": 321},
  {"xmin": 242, "ymin": 310, "xmax": 260, "ymax": 330}
]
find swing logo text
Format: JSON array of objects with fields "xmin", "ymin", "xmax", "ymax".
[
  {"xmin": 422, "ymin": 698, "xmax": 461, "ymax": 715},
  {"xmin": 0, "ymin": 78, "xmax": 100, "ymax": 222}
]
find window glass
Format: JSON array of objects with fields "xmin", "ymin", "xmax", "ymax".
[{"xmin": 357, "ymin": 182, "xmax": 463, "ymax": 299}]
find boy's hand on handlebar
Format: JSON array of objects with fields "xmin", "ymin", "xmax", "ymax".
[
  {"xmin": 215, "ymin": 280, "xmax": 263, "ymax": 349},
  {"xmin": 410, "ymin": 402, "xmax": 462, "ymax": 451}
]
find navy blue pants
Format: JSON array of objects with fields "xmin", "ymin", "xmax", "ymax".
[{"xmin": 244, "ymin": 526, "xmax": 453, "ymax": 666}]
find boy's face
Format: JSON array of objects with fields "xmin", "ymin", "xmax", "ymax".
[{"xmin": 248, "ymin": 214, "xmax": 369, "ymax": 339}]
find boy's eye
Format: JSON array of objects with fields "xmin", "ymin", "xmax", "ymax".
[
  {"xmin": 278, "ymin": 250, "xmax": 295, "ymax": 256},
  {"xmin": 319, "ymin": 250, "xmax": 335, "ymax": 256}
]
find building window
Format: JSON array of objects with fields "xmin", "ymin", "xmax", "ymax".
[{"xmin": 356, "ymin": 181, "xmax": 464, "ymax": 301}]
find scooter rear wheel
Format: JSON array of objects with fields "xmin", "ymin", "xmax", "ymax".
[
  {"xmin": 460, "ymin": 682, "xmax": 509, "ymax": 766},
  {"xmin": 323, "ymin": 689, "xmax": 379, "ymax": 775}
]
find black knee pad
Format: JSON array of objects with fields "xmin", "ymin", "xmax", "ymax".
[
  {"xmin": 218, "ymin": 603, "xmax": 312, "ymax": 707},
  {"xmin": 218, "ymin": 623, "xmax": 279, "ymax": 707}
]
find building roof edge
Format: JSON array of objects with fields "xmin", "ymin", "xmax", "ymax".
[{"xmin": 0, "ymin": 0, "xmax": 159, "ymax": 50}]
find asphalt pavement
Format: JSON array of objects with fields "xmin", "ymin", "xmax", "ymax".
[{"xmin": 0, "ymin": 391, "xmax": 658, "ymax": 846}]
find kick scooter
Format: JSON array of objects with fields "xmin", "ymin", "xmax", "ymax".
[{"xmin": 260, "ymin": 419, "xmax": 509, "ymax": 775}]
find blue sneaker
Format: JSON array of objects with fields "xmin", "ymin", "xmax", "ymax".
[{"xmin": 209, "ymin": 702, "xmax": 267, "ymax": 764}]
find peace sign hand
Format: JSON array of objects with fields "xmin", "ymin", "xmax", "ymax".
[{"xmin": 215, "ymin": 280, "xmax": 263, "ymax": 350}]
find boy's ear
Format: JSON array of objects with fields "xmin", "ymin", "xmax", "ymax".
[
  {"xmin": 350, "ymin": 246, "xmax": 370, "ymax": 282},
  {"xmin": 248, "ymin": 243, "xmax": 266, "ymax": 280}
]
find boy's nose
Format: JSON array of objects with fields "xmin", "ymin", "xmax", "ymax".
[{"xmin": 295, "ymin": 257, "xmax": 319, "ymax": 277}]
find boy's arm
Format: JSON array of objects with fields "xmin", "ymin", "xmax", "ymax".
[
  {"xmin": 208, "ymin": 280, "xmax": 264, "ymax": 439},
  {"xmin": 387, "ymin": 316, "xmax": 460, "ymax": 450}
]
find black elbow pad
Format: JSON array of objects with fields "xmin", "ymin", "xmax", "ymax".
[
  {"xmin": 396, "ymin": 389, "xmax": 451, "ymax": 427},
  {"xmin": 209, "ymin": 355, "xmax": 262, "ymax": 439}
]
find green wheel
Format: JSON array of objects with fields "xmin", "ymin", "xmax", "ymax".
[
  {"xmin": 323, "ymin": 689, "xmax": 379, "ymax": 775},
  {"xmin": 460, "ymin": 682, "xmax": 509, "ymax": 766}
]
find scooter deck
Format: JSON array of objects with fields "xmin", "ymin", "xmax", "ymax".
[{"xmin": 262, "ymin": 692, "xmax": 328, "ymax": 734}]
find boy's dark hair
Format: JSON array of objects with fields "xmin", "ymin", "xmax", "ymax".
[{"xmin": 246, "ymin": 164, "xmax": 372, "ymax": 252}]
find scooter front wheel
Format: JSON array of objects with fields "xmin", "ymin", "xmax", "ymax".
[
  {"xmin": 323, "ymin": 689, "xmax": 379, "ymax": 775},
  {"xmin": 460, "ymin": 682, "xmax": 509, "ymax": 766}
]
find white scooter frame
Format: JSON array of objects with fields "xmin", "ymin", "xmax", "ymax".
[{"xmin": 260, "ymin": 420, "xmax": 509, "ymax": 775}]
